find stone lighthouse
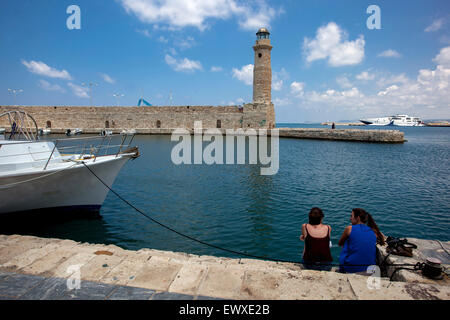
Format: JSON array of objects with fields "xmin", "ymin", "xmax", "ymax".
[
  {"xmin": 253, "ymin": 27, "xmax": 273, "ymax": 104},
  {"xmin": 242, "ymin": 27, "xmax": 275, "ymax": 129}
]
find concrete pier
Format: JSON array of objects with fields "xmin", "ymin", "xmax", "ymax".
[
  {"xmin": 277, "ymin": 128, "xmax": 405, "ymax": 143},
  {"xmin": 9, "ymin": 127, "xmax": 405, "ymax": 143},
  {"xmin": 0, "ymin": 234, "xmax": 448, "ymax": 300}
]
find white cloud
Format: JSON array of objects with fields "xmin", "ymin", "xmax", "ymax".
[
  {"xmin": 377, "ymin": 49, "xmax": 402, "ymax": 58},
  {"xmin": 172, "ymin": 36, "xmax": 196, "ymax": 49},
  {"xmin": 290, "ymin": 47, "xmax": 450, "ymax": 119},
  {"xmin": 100, "ymin": 73, "xmax": 116, "ymax": 84},
  {"xmin": 303, "ymin": 22, "xmax": 365, "ymax": 67},
  {"xmin": 227, "ymin": 97, "xmax": 245, "ymax": 105},
  {"xmin": 68, "ymin": 83, "xmax": 89, "ymax": 98},
  {"xmin": 290, "ymin": 81, "xmax": 305, "ymax": 97},
  {"xmin": 237, "ymin": 3, "xmax": 279, "ymax": 31},
  {"xmin": 210, "ymin": 66, "xmax": 223, "ymax": 72},
  {"xmin": 232, "ymin": 64, "xmax": 253, "ymax": 85},
  {"xmin": 22, "ymin": 60, "xmax": 72, "ymax": 80},
  {"xmin": 273, "ymin": 97, "xmax": 291, "ymax": 106},
  {"xmin": 158, "ymin": 35, "xmax": 169, "ymax": 43},
  {"xmin": 433, "ymin": 46, "xmax": 450, "ymax": 67},
  {"xmin": 165, "ymin": 54, "xmax": 202, "ymax": 72},
  {"xmin": 308, "ymin": 87, "xmax": 364, "ymax": 102},
  {"xmin": 272, "ymin": 79, "xmax": 283, "ymax": 91},
  {"xmin": 38, "ymin": 80, "xmax": 65, "ymax": 93},
  {"xmin": 136, "ymin": 29, "xmax": 152, "ymax": 38},
  {"xmin": 272, "ymin": 68, "xmax": 288, "ymax": 91},
  {"xmin": 425, "ymin": 18, "xmax": 445, "ymax": 32},
  {"xmin": 377, "ymin": 85, "xmax": 399, "ymax": 96},
  {"xmin": 376, "ymin": 73, "xmax": 410, "ymax": 87},
  {"xmin": 336, "ymin": 76, "xmax": 353, "ymax": 88},
  {"xmin": 119, "ymin": 0, "xmax": 279, "ymax": 31},
  {"xmin": 356, "ymin": 71, "xmax": 375, "ymax": 81}
]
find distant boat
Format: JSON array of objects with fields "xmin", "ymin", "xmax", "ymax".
[
  {"xmin": 39, "ymin": 128, "xmax": 51, "ymax": 135},
  {"xmin": 121, "ymin": 129, "xmax": 136, "ymax": 134},
  {"xmin": 360, "ymin": 115, "xmax": 425, "ymax": 126},
  {"xmin": 359, "ymin": 117, "xmax": 393, "ymax": 126},
  {"xmin": 66, "ymin": 128, "xmax": 83, "ymax": 136},
  {"xmin": 100, "ymin": 129, "xmax": 113, "ymax": 136},
  {"xmin": 391, "ymin": 115, "xmax": 425, "ymax": 127}
]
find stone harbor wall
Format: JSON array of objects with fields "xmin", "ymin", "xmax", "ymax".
[{"xmin": 0, "ymin": 103, "xmax": 275, "ymax": 130}]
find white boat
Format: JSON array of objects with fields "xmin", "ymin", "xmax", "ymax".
[
  {"xmin": 359, "ymin": 117, "xmax": 393, "ymax": 126},
  {"xmin": 391, "ymin": 115, "xmax": 425, "ymax": 126},
  {"xmin": 0, "ymin": 110, "xmax": 139, "ymax": 215},
  {"xmin": 100, "ymin": 129, "xmax": 113, "ymax": 136},
  {"xmin": 121, "ymin": 129, "xmax": 137, "ymax": 134},
  {"xmin": 66, "ymin": 128, "xmax": 83, "ymax": 136},
  {"xmin": 360, "ymin": 115, "xmax": 425, "ymax": 126},
  {"xmin": 39, "ymin": 128, "xmax": 51, "ymax": 135}
]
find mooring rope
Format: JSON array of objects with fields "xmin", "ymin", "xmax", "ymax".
[{"xmin": 81, "ymin": 161, "xmax": 422, "ymax": 270}]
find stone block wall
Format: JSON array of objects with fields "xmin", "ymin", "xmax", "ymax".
[{"xmin": 0, "ymin": 104, "xmax": 275, "ymax": 131}]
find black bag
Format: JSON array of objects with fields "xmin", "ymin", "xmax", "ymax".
[{"xmin": 385, "ymin": 236, "xmax": 417, "ymax": 257}]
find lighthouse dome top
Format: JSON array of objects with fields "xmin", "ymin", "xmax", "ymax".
[{"xmin": 256, "ymin": 27, "xmax": 270, "ymax": 39}]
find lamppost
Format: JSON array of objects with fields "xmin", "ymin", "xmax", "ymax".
[
  {"xmin": 82, "ymin": 82, "xmax": 98, "ymax": 106},
  {"xmin": 8, "ymin": 89, "xmax": 23, "ymax": 105},
  {"xmin": 113, "ymin": 93, "xmax": 125, "ymax": 106}
]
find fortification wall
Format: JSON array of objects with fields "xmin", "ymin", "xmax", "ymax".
[{"xmin": 0, "ymin": 104, "xmax": 273, "ymax": 130}]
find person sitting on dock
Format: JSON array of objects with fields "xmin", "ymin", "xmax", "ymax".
[
  {"xmin": 338, "ymin": 208, "xmax": 385, "ymax": 273},
  {"xmin": 300, "ymin": 207, "xmax": 333, "ymax": 271}
]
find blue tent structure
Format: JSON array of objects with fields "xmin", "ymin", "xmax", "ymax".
[{"xmin": 137, "ymin": 97, "xmax": 152, "ymax": 106}]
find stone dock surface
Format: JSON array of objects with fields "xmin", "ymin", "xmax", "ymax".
[{"xmin": 0, "ymin": 234, "xmax": 448, "ymax": 300}]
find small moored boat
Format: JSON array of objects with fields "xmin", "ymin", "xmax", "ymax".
[
  {"xmin": 66, "ymin": 128, "xmax": 83, "ymax": 136},
  {"xmin": 0, "ymin": 110, "xmax": 139, "ymax": 215}
]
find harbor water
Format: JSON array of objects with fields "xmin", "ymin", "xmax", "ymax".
[{"xmin": 1, "ymin": 124, "xmax": 449, "ymax": 263}]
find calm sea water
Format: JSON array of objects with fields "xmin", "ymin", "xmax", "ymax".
[{"xmin": 2, "ymin": 124, "xmax": 449, "ymax": 263}]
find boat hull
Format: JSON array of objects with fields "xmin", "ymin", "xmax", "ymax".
[
  {"xmin": 359, "ymin": 118, "xmax": 393, "ymax": 126},
  {"xmin": 0, "ymin": 155, "xmax": 131, "ymax": 215}
]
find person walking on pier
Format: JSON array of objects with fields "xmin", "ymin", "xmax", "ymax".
[
  {"xmin": 338, "ymin": 208, "xmax": 385, "ymax": 273},
  {"xmin": 300, "ymin": 207, "xmax": 333, "ymax": 271}
]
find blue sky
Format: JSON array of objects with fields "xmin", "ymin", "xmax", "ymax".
[{"xmin": 1, "ymin": 0, "xmax": 449, "ymax": 122}]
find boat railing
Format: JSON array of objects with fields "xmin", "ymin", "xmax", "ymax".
[
  {"xmin": 42, "ymin": 134, "xmax": 136, "ymax": 170},
  {"xmin": 0, "ymin": 133, "xmax": 136, "ymax": 170}
]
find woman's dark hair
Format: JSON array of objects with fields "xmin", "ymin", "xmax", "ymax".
[
  {"xmin": 308, "ymin": 207, "xmax": 324, "ymax": 225},
  {"xmin": 352, "ymin": 208, "xmax": 385, "ymax": 245}
]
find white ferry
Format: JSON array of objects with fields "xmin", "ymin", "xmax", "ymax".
[
  {"xmin": 391, "ymin": 115, "xmax": 425, "ymax": 126},
  {"xmin": 359, "ymin": 117, "xmax": 393, "ymax": 126},
  {"xmin": 360, "ymin": 115, "xmax": 425, "ymax": 126}
]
